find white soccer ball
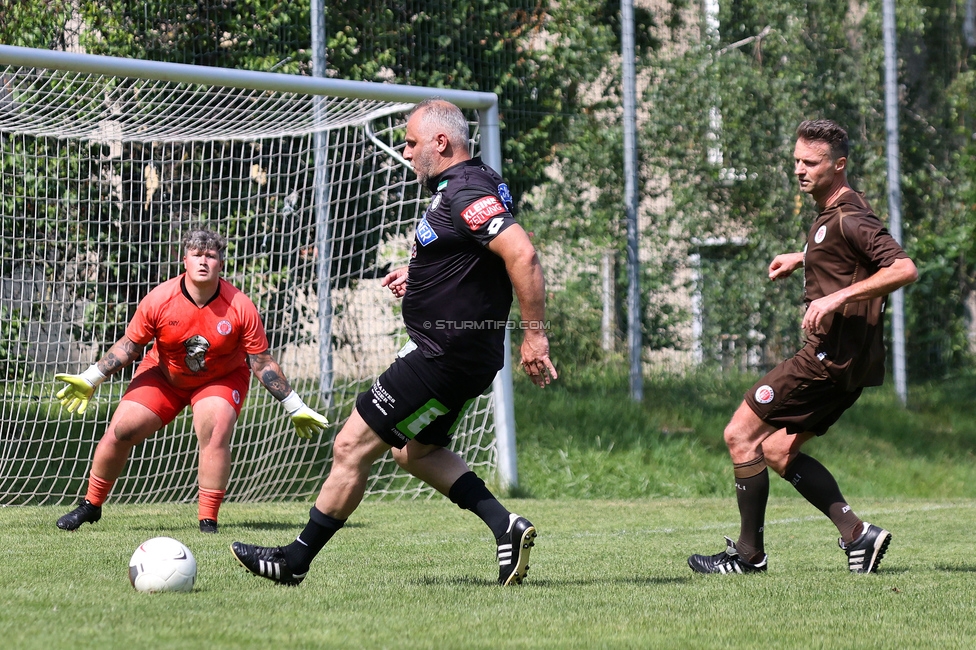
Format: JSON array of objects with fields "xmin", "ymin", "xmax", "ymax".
[{"xmin": 128, "ymin": 536, "xmax": 197, "ymax": 593}]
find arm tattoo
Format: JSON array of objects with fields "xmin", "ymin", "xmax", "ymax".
[
  {"xmin": 97, "ymin": 337, "xmax": 144, "ymax": 376},
  {"xmin": 249, "ymin": 351, "xmax": 292, "ymax": 400},
  {"xmin": 260, "ymin": 369, "xmax": 290, "ymax": 400}
]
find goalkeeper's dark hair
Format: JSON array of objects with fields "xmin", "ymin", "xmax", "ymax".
[
  {"xmin": 182, "ymin": 228, "xmax": 227, "ymax": 260},
  {"xmin": 797, "ymin": 119, "xmax": 849, "ymax": 161},
  {"xmin": 410, "ymin": 98, "xmax": 470, "ymax": 151}
]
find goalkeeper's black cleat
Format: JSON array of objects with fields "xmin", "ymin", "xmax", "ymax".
[
  {"xmin": 688, "ymin": 537, "xmax": 768, "ymax": 574},
  {"xmin": 199, "ymin": 518, "xmax": 218, "ymax": 534},
  {"xmin": 496, "ymin": 513, "xmax": 536, "ymax": 585},
  {"xmin": 57, "ymin": 499, "xmax": 102, "ymax": 531},
  {"xmin": 231, "ymin": 542, "xmax": 307, "ymax": 586},
  {"xmin": 840, "ymin": 522, "xmax": 891, "ymax": 574}
]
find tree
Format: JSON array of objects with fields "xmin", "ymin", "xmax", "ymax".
[
  {"xmin": 75, "ymin": 0, "xmax": 646, "ymax": 349},
  {"xmin": 72, "ymin": 0, "xmax": 628, "ymax": 206},
  {"xmin": 641, "ymin": 0, "xmax": 974, "ymax": 376},
  {"xmin": 4, "ymin": 0, "xmax": 971, "ymax": 377}
]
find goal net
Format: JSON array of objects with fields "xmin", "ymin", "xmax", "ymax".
[{"xmin": 0, "ymin": 47, "xmax": 509, "ymax": 506}]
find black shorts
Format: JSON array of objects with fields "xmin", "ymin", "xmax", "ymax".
[
  {"xmin": 744, "ymin": 343, "xmax": 863, "ymax": 436},
  {"xmin": 356, "ymin": 343, "xmax": 497, "ymax": 449}
]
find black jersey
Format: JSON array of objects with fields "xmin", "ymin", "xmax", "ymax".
[{"xmin": 402, "ymin": 157, "xmax": 518, "ymax": 373}]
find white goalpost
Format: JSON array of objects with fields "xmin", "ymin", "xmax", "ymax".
[{"xmin": 0, "ymin": 44, "xmax": 518, "ymax": 506}]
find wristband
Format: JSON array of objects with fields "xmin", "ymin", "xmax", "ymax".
[
  {"xmin": 281, "ymin": 390, "xmax": 306, "ymax": 415},
  {"xmin": 81, "ymin": 364, "xmax": 108, "ymax": 387}
]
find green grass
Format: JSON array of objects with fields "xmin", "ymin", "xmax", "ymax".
[
  {"xmin": 6, "ymin": 370, "xmax": 976, "ymax": 648},
  {"xmin": 4, "ymin": 498, "xmax": 976, "ymax": 649},
  {"xmin": 513, "ymin": 369, "xmax": 976, "ymax": 500}
]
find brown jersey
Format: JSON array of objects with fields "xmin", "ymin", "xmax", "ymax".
[{"xmin": 802, "ymin": 191, "xmax": 908, "ymax": 389}]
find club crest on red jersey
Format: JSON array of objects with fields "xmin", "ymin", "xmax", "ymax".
[{"xmin": 217, "ymin": 320, "xmax": 232, "ymax": 336}]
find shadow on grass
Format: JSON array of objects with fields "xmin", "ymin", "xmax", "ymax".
[
  {"xmin": 505, "ymin": 485, "xmax": 537, "ymax": 499},
  {"xmin": 227, "ymin": 520, "xmax": 366, "ymax": 531},
  {"xmin": 870, "ymin": 567, "xmax": 910, "ymax": 575},
  {"xmin": 523, "ymin": 575, "xmax": 692, "ymax": 587},
  {"xmin": 414, "ymin": 575, "xmax": 692, "ymax": 587}
]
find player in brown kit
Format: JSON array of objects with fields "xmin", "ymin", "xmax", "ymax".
[{"xmin": 688, "ymin": 120, "xmax": 918, "ymax": 574}]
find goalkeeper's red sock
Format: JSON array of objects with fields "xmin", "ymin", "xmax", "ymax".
[
  {"xmin": 84, "ymin": 474, "xmax": 114, "ymax": 507},
  {"xmin": 198, "ymin": 488, "xmax": 226, "ymax": 522}
]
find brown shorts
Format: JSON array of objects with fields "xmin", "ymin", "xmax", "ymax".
[{"xmin": 744, "ymin": 344, "xmax": 863, "ymax": 435}]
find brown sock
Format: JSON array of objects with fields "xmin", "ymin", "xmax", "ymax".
[
  {"xmin": 734, "ymin": 456, "xmax": 769, "ymax": 563},
  {"xmin": 782, "ymin": 453, "xmax": 863, "ymax": 544}
]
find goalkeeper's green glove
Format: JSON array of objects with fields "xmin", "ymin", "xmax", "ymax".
[
  {"xmin": 54, "ymin": 365, "xmax": 107, "ymax": 415},
  {"xmin": 281, "ymin": 391, "xmax": 329, "ymax": 439}
]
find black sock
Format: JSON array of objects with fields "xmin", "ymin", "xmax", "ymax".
[
  {"xmin": 448, "ymin": 471, "xmax": 511, "ymax": 538},
  {"xmin": 782, "ymin": 453, "xmax": 863, "ymax": 543},
  {"xmin": 734, "ymin": 458, "xmax": 769, "ymax": 564},
  {"xmin": 282, "ymin": 506, "xmax": 345, "ymax": 573}
]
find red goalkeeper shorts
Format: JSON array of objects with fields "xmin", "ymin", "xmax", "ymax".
[{"xmin": 121, "ymin": 363, "xmax": 251, "ymax": 425}]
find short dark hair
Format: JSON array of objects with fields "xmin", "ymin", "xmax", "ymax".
[
  {"xmin": 796, "ymin": 119, "xmax": 849, "ymax": 160},
  {"xmin": 182, "ymin": 228, "xmax": 226, "ymax": 260}
]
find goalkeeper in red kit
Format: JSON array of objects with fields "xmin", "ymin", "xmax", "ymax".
[{"xmin": 55, "ymin": 228, "xmax": 327, "ymax": 534}]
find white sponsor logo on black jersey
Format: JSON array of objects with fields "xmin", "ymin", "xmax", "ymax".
[{"xmin": 416, "ymin": 216, "xmax": 438, "ymax": 246}]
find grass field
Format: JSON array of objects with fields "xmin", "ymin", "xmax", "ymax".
[
  {"xmin": 4, "ymin": 498, "xmax": 976, "ymax": 649},
  {"xmin": 512, "ymin": 369, "xmax": 976, "ymax": 501},
  {"xmin": 6, "ymin": 370, "xmax": 976, "ymax": 648}
]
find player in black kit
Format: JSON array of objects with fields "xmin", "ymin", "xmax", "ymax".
[{"xmin": 232, "ymin": 98, "xmax": 557, "ymax": 586}]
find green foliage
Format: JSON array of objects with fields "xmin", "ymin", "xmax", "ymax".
[
  {"xmin": 3, "ymin": 0, "xmax": 974, "ymax": 378},
  {"xmin": 0, "ymin": 304, "xmax": 32, "ymax": 381},
  {"xmin": 905, "ymin": 63, "xmax": 976, "ymax": 375},
  {"xmin": 517, "ymin": 7, "xmax": 685, "ymax": 367},
  {"xmin": 0, "ymin": 0, "xmax": 73, "ymax": 49},
  {"xmin": 64, "ymin": 0, "xmax": 628, "ymax": 207},
  {"xmin": 641, "ymin": 0, "xmax": 975, "ymax": 375},
  {"xmin": 538, "ymin": 272, "xmax": 612, "ymax": 375},
  {"xmin": 1, "ymin": 1, "xmax": 641, "ymax": 364},
  {"xmin": 78, "ymin": 0, "xmax": 313, "ymax": 73},
  {"xmin": 332, "ymin": 0, "xmax": 625, "ymax": 203},
  {"xmin": 642, "ymin": 1, "xmax": 884, "ymax": 366}
]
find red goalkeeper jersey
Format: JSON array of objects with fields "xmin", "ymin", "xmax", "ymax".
[{"xmin": 126, "ymin": 275, "xmax": 269, "ymax": 390}]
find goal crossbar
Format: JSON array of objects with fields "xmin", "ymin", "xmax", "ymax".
[{"xmin": 0, "ymin": 45, "xmax": 499, "ymax": 109}]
